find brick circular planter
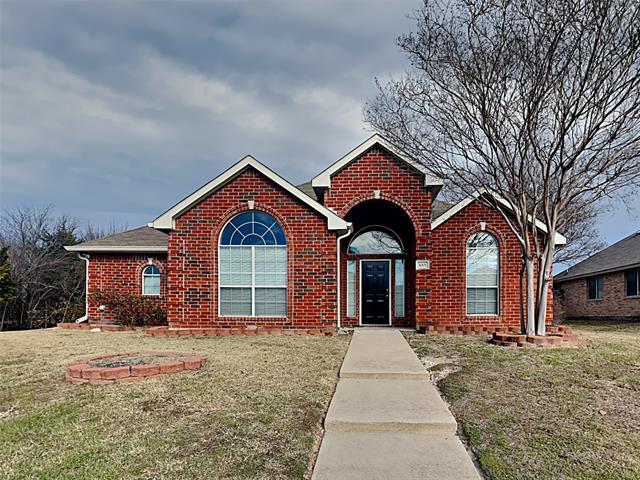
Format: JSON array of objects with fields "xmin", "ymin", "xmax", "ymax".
[{"xmin": 65, "ymin": 352, "xmax": 206, "ymax": 385}]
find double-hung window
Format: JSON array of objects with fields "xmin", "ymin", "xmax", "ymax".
[
  {"xmin": 466, "ymin": 233, "xmax": 499, "ymax": 315},
  {"xmin": 219, "ymin": 211, "xmax": 287, "ymax": 317}
]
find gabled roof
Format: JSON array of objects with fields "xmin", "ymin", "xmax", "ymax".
[
  {"xmin": 65, "ymin": 226, "xmax": 168, "ymax": 252},
  {"xmin": 431, "ymin": 190, "xmax": 567, "ymax": 245},
  {"xmin": 554, "ymin": 231, "xmax": 640, "ymax": 283},
  {"xmin": 311, "ymin": 134, "xmax": 444, "ymax": 189},
  {"xmin": 152, "ymin": 155, "xmax": 349, "ymax": 231}
]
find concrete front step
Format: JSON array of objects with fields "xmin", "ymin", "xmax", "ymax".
[
  {"xmin": 325, "ymin": 378, "xmax": 457, "ymax": 433},
  {"xmin": 312, "ymin": 431, "xmax": 481, "ymax": 480},
  {"xmin": 340, "ymin": 329, "xmax": 429, "ymax": 380}
]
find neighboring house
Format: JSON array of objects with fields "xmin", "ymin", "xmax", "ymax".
[
  {"xmin": 554, "ymin": 231, "xmax": 640, "ymax": 322},
  {"xmin": 66, "ymin": 134, "xmax": 563, "ymax": 331}
]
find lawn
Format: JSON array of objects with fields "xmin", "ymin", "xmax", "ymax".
[
  {"xmin": 0, "ymin": 329, "xmax": 349, "ymax": 480},
  {"xmin": 405, "ymin": 321, "xmax": 640, "ymax": 480}
]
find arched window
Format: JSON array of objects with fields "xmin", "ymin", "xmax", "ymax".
[
  {"xmin": 348, "ymin": 228, "xmax": 403, "ymax": 254},
  {"xmin": 219, "ymin": 211, "xmax": 287, "ymax": 317},
  {"xmin": 142, "ymin": 265, "xmax": 161, "ymax": 296},
  {"xmin": 466, "ymin": 232, "xmax": 499, "ymax": 315}
]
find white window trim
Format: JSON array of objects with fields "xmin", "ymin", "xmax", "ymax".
[
  {"xmin": 359, "ymin": 259, "xmax": 392, "ymax": 326},
  {"xmin": 218, "ymin": 214, "xmax": 288, "ymax": 317},
  {"xmin": 394, "ymin": 259, "xmax": 405, "ymax": 318},
  {"xmin": 346, "ymin": 260, "xmax": 357, "ymax": 318},
  {"xmin": 466, "ymin": 234, "xmax": 500, "ymax": 317},
  {"xmin": 141, "ymin": 265, "xmax": 161, "ymax": 297}
]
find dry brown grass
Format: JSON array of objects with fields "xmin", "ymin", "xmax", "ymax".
[
  {"xmin": 0, "ymin": 329, "xmax": 349, "ymax": 479},
  {"xmin": 406, "ymin": 322, "xmax": 640, "ymax": 480}
]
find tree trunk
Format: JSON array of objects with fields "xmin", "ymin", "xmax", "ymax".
[
  {"xmin": 0, "ymin": 303, "xmax": 7, "ymax": 331},
  {"xmin": 525, "ymin": 256, "xmax": 536, "ymax": 335},
  {"xmin": 535, "ymin": 237, "xmax": 556, "ymax": 336}
]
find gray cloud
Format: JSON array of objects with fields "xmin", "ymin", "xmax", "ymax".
[{"xmin": 1, "ymin": 0, "xmax": 637, "ymax": 245}]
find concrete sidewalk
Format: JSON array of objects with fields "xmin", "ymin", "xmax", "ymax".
[{"xmin": 312, "ymin": 329, "xmax": 480, "ymax": 480}]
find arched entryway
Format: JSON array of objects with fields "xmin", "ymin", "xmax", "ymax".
[{"xmin": 341, "ymin": 200, "xmax": 416, "ymax": 328}]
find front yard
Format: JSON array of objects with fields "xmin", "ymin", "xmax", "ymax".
[
  {"xmin": 406, "ymin": 321, "xmax": 640, "ymax": 480},
  {"xmin": 0, "ymin": 329, "xmax": 349, "ymax": 480}
]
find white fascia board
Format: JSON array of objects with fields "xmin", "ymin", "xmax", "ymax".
[
  {"xmin": 311, "ymin": 134, "xmax": 444, "ymax": 188},
  {"xmin": 152, "ymin": 155, "xmax": 349, "ymax": 231},
  {"xmin": 64, "ymin": 245, "xmax": 168, "ymax": 252},
  {"xmin": 432, "ymin": 190, "xmax": 567, "ymax": 245}
]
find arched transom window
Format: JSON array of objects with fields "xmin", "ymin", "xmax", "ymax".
[
  {"xmin": 142, "ymin": 265, "xmax": 161, "ymax": 296},
  {"xmin": 219, "ymin": 211, "xmax": 287, "ymax": 317},
  {"xmin": 348, "ymin": 229, "xmax": 403, "ymax": 254},
  {"xmin": 466, "ymin": 232, "xmax": 499, "ymax": 315}
]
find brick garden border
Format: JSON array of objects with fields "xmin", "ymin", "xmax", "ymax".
[
  {"xmin": 145, "ymin": 326, "xmax": 338, "ymax": 337},
  {"xmin": 57, "ymin": 323, "xmax": 338, "ymax": 336},
  {"xmin": 491, "ymin": 325, "xmax": 580, "ymax": 348},
  {"xmin": 65, "ymin": 352, "xmax": 206, "ymax": 385},
  {"xmin": 424, "ymin": 324, "xmax": 522, "ymax": 335}
]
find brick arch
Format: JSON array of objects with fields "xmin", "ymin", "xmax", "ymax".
[
  {"xmin": 340, "ymin": 194, "xmax": 421, "ymax": 237},
  {"xmin": 136, "ymin": 259, "xmax": 166, "ymax": 297},
  {"xmin": 212, "ymin": 203, "xmax": 292, "ymax": 247}
]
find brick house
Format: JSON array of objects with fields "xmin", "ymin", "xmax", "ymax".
[
  {"xmin": 554, "ymin": 232, "xmax": 640, "ymax": 322},
  {"xmin": 66, "ymin": 134, "xmax": 564, "ymax": 332}
]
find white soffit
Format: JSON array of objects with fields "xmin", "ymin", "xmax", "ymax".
[
  {"xmin": 152, "ymin": 156, "xmax": 349, "ymax": 231},
  {"xmin": 431, "ymin": 190, "xmax": 567, "ymax": 245},
  {"xmin": 64, "ymin": 245, "xmax": 168, "ymax": 252},
  {"xmin": 311, "ymin": 134, "xmax": 444, "ymax": 188}
]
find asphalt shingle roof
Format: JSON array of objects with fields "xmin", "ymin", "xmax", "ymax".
[
  {"xmin": 432, "ymin": 200, "xmax": 453, "ymax": 220},
  {"xmin": 554, "ymin": 231, "xmax": 640, "ymax": 283},
  {"xmin": 296, "ymin": 181, "xmax": 318, "ymax": 201},
  {"xmin": 67, "ymin": 226, "xmax": 168, "ymax": 252}
]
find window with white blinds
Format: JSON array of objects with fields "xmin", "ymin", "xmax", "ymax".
[
  {"xmin": 346, "ymin": 260, "xmax": 356, "ymax": 317},
  {"xmin": 142, "ymin": 265, "xmax": 161, "ymax": 296},
  {"xmin": 394, "ymin": 259, "xmax": 405, "ymax": 317},
  {"xmin": 466, "ymin": 232, "xmax": 499, "ymax": 315},
  {"xmin": 219, "ymin": 211, "xmax": 287, "ymax": 317}
]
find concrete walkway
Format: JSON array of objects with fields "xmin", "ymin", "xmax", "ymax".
[{"xmin": 312, "ymin": 329, "xmax": 480, "ymax": 480}]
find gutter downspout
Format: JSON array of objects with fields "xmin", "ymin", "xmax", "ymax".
[
  {"xmin": 75, "ymin": 253, "xmax": 90, "ymax": 323},
  {"xmin": 336, "ymin": 223, "xmax": 353, "ymax": 331}
]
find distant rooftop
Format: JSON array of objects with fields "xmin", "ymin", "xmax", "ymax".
[
  {"xmin": 65, "ymin": 226, "xmax": 168, "ymax": 252},
  {"xmin": 554, "ymin": 231, "xmax": 640, "ymax": 283}
]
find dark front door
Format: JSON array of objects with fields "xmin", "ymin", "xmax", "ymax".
[{"xmin": 361, "ymin": 261, "xmax": 390, "ymax": 324}]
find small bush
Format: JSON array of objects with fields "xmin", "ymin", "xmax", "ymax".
[{"xmin": 91, "ymin": 290, "xmax": 167, "ymax": 327}]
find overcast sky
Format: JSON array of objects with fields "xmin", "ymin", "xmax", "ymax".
[{"xmin": 1, "ymin": 0, "xmax": 638, "ymax": 251}]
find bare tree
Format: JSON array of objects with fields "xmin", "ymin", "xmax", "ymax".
[
  {"xmin": 365, "ymin": 0, "xmax": 640, "ymax": 335},
  {"xmin": 0, "ymin": 207, "xmax": 129, "ymax": 330},
  {"xmin": 0, "ymin": 207, "xmax": 82, "ymax": 329},
  {"xmin": 554, "ymin": 201, "xmax": 606, "ymax": 266}
]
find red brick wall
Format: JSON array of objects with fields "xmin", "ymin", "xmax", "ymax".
[
  {"xmin": 324, "ymin": 146, "xmax": 432, "ymax": 328},
  {"xmin": 85, "ymin": 144, "xmax": 559, "ymax": 331},
  {"xmin": 429, "ymin": 201, "xmax": 553, "ymax": 328},
  {"xmin": 555, "ymin": 271, "xmax": 640, "ymax": 320},
  {"xmin": 165, "ymin": 167, "xmax": 338, "ymax": 328},
  {"xmin": 87, "ymin": 254, "xmax": 167, "ymax": 323}
]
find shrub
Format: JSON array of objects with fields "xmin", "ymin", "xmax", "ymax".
[{"xmin": 90, "ymin": 290, "xmax": 167, "ymax": 327}]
